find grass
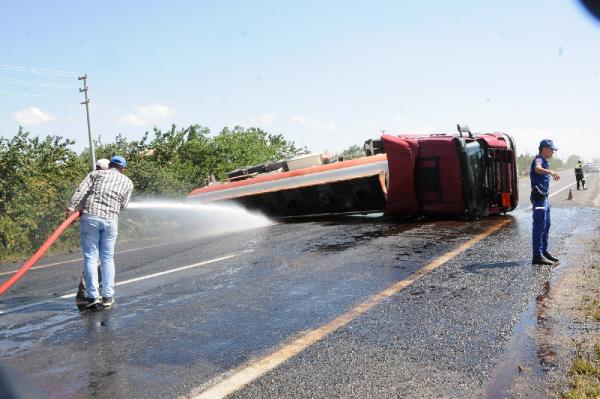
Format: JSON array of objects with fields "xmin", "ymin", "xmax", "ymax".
[
  {"xmin": 570, "ymin": 357, "xmax": 600, "ymax": 377},
  {"xmin": 562, "ymin": 293, "xmax": 600, "ymax": 398},
  {"xmin": 563, "ymin": 375, "xmax": 600, "ymax": 399}
]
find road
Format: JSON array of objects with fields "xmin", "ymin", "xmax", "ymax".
[{"xmin": 0, "ymin": 170, "xmax": 597, "ymax": 398}]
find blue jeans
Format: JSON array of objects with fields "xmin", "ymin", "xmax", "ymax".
[
  {"xmin": 80, "ymin": 214, "xmax": 118, "ymax": 299},
  {"xmin": 531, "ymin": 198, "xmax": 551, "ymax": 258}
]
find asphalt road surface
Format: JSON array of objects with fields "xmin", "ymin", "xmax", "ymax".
[{"xmin": 0, "ymin": 170, "xmax": 596, "ymax": 398}]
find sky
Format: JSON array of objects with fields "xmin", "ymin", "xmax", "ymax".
[{"xmin": 1, "ymin": 1, "xmax": 599, "ymax": 160}]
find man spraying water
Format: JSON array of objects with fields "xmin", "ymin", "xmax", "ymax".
[
  {"xmin": 66, "ymin": 156, "xmax": 133, "ymax": 308},
  {"xmin": 74, "ymin": 158, "xmax": 110, "ymax": 303}
]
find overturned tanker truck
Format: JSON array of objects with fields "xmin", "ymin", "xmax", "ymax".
[{"xmin": 187, "ymin": 124, "xmax": 518, "ymax": 218}]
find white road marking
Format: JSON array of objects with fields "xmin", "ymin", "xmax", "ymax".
[
  {"xmin": 0, "ymin": 240, "xmax": 197, "ymax": 277},
  {"xmin": 525, "ymin": 181, "xmax": 577, "ymax": 210},
  {"xmin": 0, "ymin": 252, "xmax": 246, "ymax": 315}
]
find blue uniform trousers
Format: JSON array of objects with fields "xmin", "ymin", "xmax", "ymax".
[{"xmin": 531, "ymin": 198, "xmax": 551, "ymax": 258}]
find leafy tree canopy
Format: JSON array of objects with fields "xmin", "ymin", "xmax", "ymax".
[
  {"xmin": 0, "ymin": 124, "xmax": 302, "ymax": 260},
  {"xmin": 339, "ymin": 144, "xmax": 364, "ymax": 160}
]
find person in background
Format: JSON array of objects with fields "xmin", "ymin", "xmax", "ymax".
[
  {"xmin": 95, "ymin": 158, "xmax": 110, "ymax": 171},
  {"xmin": 66, "ymin": 156, "xmax": 133, "ymax": 309},
  {"xmin": 574, "ymin": 160, "xmax": 586, "ymax": 190},
  {"xmin": 530, "ymin": 139, "xmax": 560, "ymax": 266},
  {"xmin": 74, "ymin": 158, "xmax": 112, "ymax": 305}
]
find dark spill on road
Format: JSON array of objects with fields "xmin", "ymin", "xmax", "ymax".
[
  {"xmin": 483, "ymin": 213, "xmax": 586, "ymax": 398},
  {"xmin": 313, "ymin": 223, "xmax": 417, "ymax": 252},
  {"xmin": 311, "ymin": 220, "xmax": 465, "ymax": 253},
  {"xmin": 483, "ymin": 278, "xmax": 552, "ymax": 398}
]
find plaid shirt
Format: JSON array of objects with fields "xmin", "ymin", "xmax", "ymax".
[{"xmin": 68, "ymin": 168, "xmax": 134, "ymax": 220}]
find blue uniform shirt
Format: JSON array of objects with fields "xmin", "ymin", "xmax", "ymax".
[{"xmin": 530, "ymin": 154, "xmax": 550, "ymax": 194}]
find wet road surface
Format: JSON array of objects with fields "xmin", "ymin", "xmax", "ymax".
[{"xmin": 0, "ymin": 171, "xmax": 596, "ymax": 398}]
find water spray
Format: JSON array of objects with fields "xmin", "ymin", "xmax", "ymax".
[{"xmin": 125, "ymin": 200, "xmax": 274, "ymax": 238}]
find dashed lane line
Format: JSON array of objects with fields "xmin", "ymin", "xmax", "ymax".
[
  {"xmin": 187, "ymin": 219, "xmax": 511, "ymax": 399},
  {"xmin": 0, "ymin": 258, "xmax": 84, "ymax": 276},
  {"xmin": 0, "ymin": 252, "xmax": 246, "ymax": 315},
  {"xmin": 0, "ymin": 238, "xmax": 207, "ymax": 277},
  {"xmin": 525, "ymin": 180, "xmax": 577, "ymax": 210},
  {"xmin": 59, "ymin": 253, "xmax": 242, "ymax": 298}
]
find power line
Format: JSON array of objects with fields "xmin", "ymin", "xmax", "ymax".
[
  {"xmin": 0, "ymin": 90, "xmax": 76, "ymax": 100},
  {"xmin": 0, "ymin": 65, "xmax": 80, "ymax": 99},
  {"xmin": 0, "ymin": 77, "xmax": 77, "ymax": 89},
  {"xmin": 0, "ymin": 64, "xmax": 79, "ymax": 77}
]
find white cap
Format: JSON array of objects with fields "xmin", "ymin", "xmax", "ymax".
[{"xmin": 95, "ymin": 158, "xmax": 110, "ymax": 170}]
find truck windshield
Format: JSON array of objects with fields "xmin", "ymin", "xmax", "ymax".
[{"xmin": 463, "ymin": 142, "xmax": 487, "ymax": 215}]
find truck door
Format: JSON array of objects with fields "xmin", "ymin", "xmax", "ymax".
[{"xmin": 460, "ymin": 141, "xmax": 487, "ymax": 216}]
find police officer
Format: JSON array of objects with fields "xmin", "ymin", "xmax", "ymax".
[
  {"xmin": 531, "ymin": 139, "xmax": 560, "ymax": 265},
  {"xmin": 574, "ymin": 160, "xmax": 586, "ymax": 190}
]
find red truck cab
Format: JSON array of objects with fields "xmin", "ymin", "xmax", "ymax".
[{"xmin": 382, "ymin": 125, "xmax": 518, "ymax": 217}]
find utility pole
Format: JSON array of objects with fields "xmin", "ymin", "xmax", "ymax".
[{"xmin": 78, "ymin": 74, "xmax": 96, "ymax": 172}]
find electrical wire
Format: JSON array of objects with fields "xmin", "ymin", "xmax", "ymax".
[
  {"xmin": 0, "ymin": 90, "xmax": 76, "ymax": 100},
  {"xmin": 0, "ymin": 77, "xmax": 77, "ymax": 89},
  {"xmin": 0, "ymin": 64, "xmax": 79, "ymax": 77}
]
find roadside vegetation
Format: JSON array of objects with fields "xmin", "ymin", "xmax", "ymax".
[
  {"xmin": 0, "ymin": 125, "xmax": 302, "ymax": 261},
  {"xmin": 516, "ymin": 153, "xmax": 583, "ymax": 177},
  {"xmin": 562, "ymin": 270, "xmax": 600, "ymax": 398},
  {"xmin": 563, "ymin": 347, "xmax": 600, "ymax": 399}
]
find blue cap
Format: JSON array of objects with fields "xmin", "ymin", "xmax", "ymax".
[
  {"xmin": 539, "ymin": 139, "xmax": 558, "ymax": 151},
  {"xmin": 110, "ymin": 155, "xmax": 127, "ymax": 168}
]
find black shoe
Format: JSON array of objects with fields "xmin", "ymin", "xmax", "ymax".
[
  {"xmin": 532, "ymin": 256, "xmax": 553, "ymax": 265},
  {"xmin": 543, "ymin": 252, "xmax": 559, "ymax": 262},
  {"xmin": 86, "ymin": 297, "xmax": 101, "ymax": 308},
  {"xmin": 101, "ymin": 297, "xmax": 114, "ymax": 308},
  {"xmin": 75, "ymin": 293, "xmax": 88, "ymax": 306},
  {"xmin": 75, "ymin": 296, "xmax": 87, "ymax": 306}
]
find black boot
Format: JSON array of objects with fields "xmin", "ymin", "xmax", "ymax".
[
  {"xmin": 532, "ymin": 256, "xmax": 553, "ymax": 265},
  {"xmin": 543, "ymin": 252, "xmax": 559, "ymax": 262},
  {"xmin": 75, "ymin": 277, "xmax": 87, "ymax": 306}
]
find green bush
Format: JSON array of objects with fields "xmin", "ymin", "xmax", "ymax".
[
  {"xmin": 0, "ymin": 128, "xmax": 87, "ymax": 260},
  {"xmin": 0, "ymin": 124, "xmax": 301, "ymax": 261}
]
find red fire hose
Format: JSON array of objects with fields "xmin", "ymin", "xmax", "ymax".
[{"xmin": 0, "ymin": 211, "xmax": 80, "ymax": 296}]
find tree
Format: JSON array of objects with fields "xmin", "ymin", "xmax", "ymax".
[
  {"xmin": 0, "ymin": 128, "xmax": 86, "ymax": 259},
  {"xmin": 340, "ymin": 144, "xmax": 364, "ymax": 160},
  {"xmin": 178, "ymin": 126, "xmax": 303, "ymax": 183},
  {"xmin": 550, "ymin": 156, "xmax": 565, "ymax": 171},
  {"xmin": 564, "ymin": 154, "xmax": 582, "ymax": 169}
]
